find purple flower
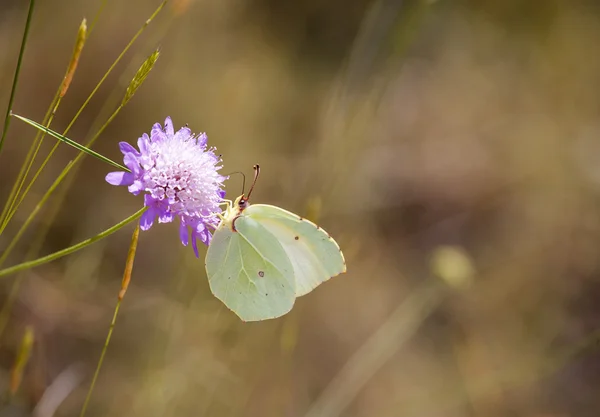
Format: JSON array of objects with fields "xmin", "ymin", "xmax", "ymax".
[{"xmin": 106, "ymin": 117, "xmax": 227, "ymax": 257}]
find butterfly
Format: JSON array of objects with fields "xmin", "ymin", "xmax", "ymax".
[{"xmin": 205, "ymin": 165, "xmax": 346, "ymax": 321}]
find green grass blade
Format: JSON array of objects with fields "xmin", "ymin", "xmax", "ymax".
[
  {"xmin": 0, "ymin": 0, "xmax": 36, "ymax": 155},
  {"xmin": 11, "ymin": 113, "xmax": 128, "ymax": 171},
  {"xmin": 0, "ymin": 208, "xmax": 146, "ymax": 278}
]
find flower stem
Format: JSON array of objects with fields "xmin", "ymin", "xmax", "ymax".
[
  {"xmin": 0, "ymin": 0, "xmax": 36, "ymax": 155},
  {"xmin": 79, "ymin": 225, "xmax": 140, "ymax": 417},
  {"xmin": 0, "ymin": 208, "xmax": 146, "ymax": 278}
]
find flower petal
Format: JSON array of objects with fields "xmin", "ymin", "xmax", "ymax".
[
  {"xmin": 128, "ymin": 180, "xmax": 144, "ymax": 195},
  {"xmin": 140, "ymin": 208, "xmax": 156, "ymax": 230},
  {"xmin": 191, "ymin": 233, "xmax": 200, "ymax": 258},
  {"xmin": 151, "ymin": 123, "xmax": 165, "ymax": 143},
  {"xmin": 174, "ymin": 126, "xmax": 192, "ymax": 142},
  {"xmin": 119, "ymin": 141, "xmax": 140, "ymax": 156},
  {"xmin": 164, "ymin": 116, "xmax": 174, "ymax": 137},
  {"xmin": 197, "ymin": 132, "xmax": 208, "ymax": 147},
  {"xmin": 138, "ymin": 133, "xmax": 150, "ymax": 154},
  {"xmin": 158, "ymin": 210, "xmax": 174, "ymax": 223},
  {"xmin": 194, "ymin": 222, "xmax": 211, "ymax": 246},
  {"xmin": 203, "ymin": 230, "xmax": 212, "ymax": 246},
  {"xmin": 105, "ymin": 171, "xmax": 134, "ymax": 186},
  {"xmin": 123, "ymin": 153, "xmax": 141, "ymax": 175},
  {"xmin": 179, "ymin": 222, "xmax": 189, "ymax": 247}
]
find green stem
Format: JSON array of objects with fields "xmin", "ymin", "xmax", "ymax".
[
  {"xmin": 0, "ymin": 104, "xmax": 63, "ymax": 233},
  {"xmin": 11, "ymin": 114, "xmax": 128, "ymax": 171},
  {"xmin": 79, "ymin": 224, "xmax": 139, "ymax": 417},
  {"xmin": 88, "ymin": 0, "xmax": 110, "ymax": 35},
  {"xmin": 79, "ymin": 299, "xmax": 122, "ymax": 417},
  {"xmin": 63, "ymin": 0, "xmax": 168, "ymax": 137},
  {"xmin": 0, "ymin": 91, "xmax": 58, "ymax": 230},
  {"xmin": 0, "ymin": 0, "xmax": 36, "ymax": 155},
  {"xmin": 0, "ymin": 208, "xmax": 145, "ymax": 278},
  {"xmin": 0, "ymin": 159, "xmax": 77, "ymax": 266}
]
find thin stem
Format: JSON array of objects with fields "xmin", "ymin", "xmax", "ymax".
[
  {"xmin": 12, "ymin": 114, "xmax": 127, "ymax": 171},
  {"xmin": 88, "ymin": 0, "xmax": 110, "ymax": 35},
  {"xmin": 0, "ymin": 0, "xmax": 36, "ymax": 154},
  {"xmin": 79, "ymin": 299, "xmax": 122, "ymax": 417},
  {"xmin": 1, "ymin": 16, "xmax": 87, "ymax": 230},
  {"xmin": 2, "ymin": 12, "xmax": 89, "ymax": 229},
  {"xmin": 0, "ymin": 91, "xmax": 58, "ymax": 229},
  {"xmin": 63, "ymin": 0, "xmax": 168, "ymax": 137},
  {"xmin": 0, "ymin": 159, "xmax": 78, "ymax": 266},
  {"xmin": 0, "ymin": 207, "xmax": 146, "ymax": 278},
  {"xmin": 0, "ymin": 104, "xmax": 62, "ymax": 234},
  {"xmin": 79, "ymin": 225, "xmax": 140, "ymax": 417},
  {"xmin": 0, "ymin": 106, "xmax": 60, "ymax": 229}
]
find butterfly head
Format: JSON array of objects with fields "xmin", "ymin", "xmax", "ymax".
[{"xmin": 235, "ymin": 195, "xmax": 250, "ymax": 212}]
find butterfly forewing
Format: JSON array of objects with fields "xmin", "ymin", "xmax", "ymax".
[
  {"xmin": 245, "ymin": 204, "xmax": 346, "ymax": 297},
  {"xmin": 205, "ymin": 216, "xmax": 296, "ymax": 321}
]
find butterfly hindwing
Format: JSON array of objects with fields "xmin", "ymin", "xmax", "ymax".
[{"xmin": 244, "ymin": 204, "xmax": 346, "ymax": 297}]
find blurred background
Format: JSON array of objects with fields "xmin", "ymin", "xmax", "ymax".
[{"xmin": 1, "ymin": 0, "xmax": 600, "ymax": 416}]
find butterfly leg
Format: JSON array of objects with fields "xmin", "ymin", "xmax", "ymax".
[{"xmin": 219, "ymin": 199, "xmax": 233, "ymax": 209}]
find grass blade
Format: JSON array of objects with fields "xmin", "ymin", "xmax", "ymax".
[
  {"xmin": 0, "ymin": 207, "xmax": 146, "ymax": 278},
  {"xmin": 62, "ymin": 0, "xmax": 168, "ymax": 138},
  {"xmin": 0, "ymin": 0, "xmax": 36, "ymax": 155},
  {"xmin": 11, "ymin": 113, "xmax": 128, "ymax": 171}
]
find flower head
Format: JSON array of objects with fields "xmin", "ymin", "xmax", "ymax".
[{"xmin": 106, "ymin": 117, "xmax": 226, "ymax": 256}]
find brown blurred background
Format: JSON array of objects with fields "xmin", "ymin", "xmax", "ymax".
[{"xmin": 1, "ymin": 0, "xmax": 600, "ymax": 416}]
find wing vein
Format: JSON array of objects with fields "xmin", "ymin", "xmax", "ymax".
[{"xmin": 236, "ymin": 238, "xmax": 257, "ymax": 288}]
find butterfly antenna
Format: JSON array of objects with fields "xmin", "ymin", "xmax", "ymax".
[
  {"xmin": 245, "ymin": 164, "xmax": 260, "ymax": 201},
  {"xmin": 222, "ymin": 171, "xmax": 246, "ymax": 194}
]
